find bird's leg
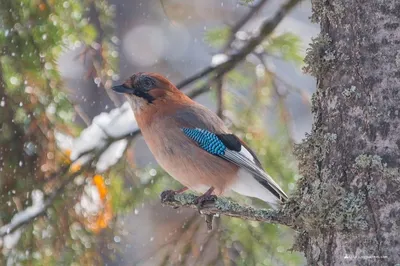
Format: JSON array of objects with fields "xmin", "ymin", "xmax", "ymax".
[
  {"xmin": 175, "ymin": 187, "xmax": 189, "ymax": 194},
  {"xmin": 194, "ymin": 187, "xmax": 217, "ymax": 208},
  {"xmin": 160, "ymin": 187, "xmax": 188, "ymax": 202}
]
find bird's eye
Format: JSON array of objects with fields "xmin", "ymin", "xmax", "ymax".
[{"xmin": 141, "ymin": 77, "xmax": 155, "ymax": 91}]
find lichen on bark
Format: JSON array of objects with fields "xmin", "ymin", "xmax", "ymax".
[{"xmin": 286, "ymin": 0, "xmax": 400, "ymax": 265}]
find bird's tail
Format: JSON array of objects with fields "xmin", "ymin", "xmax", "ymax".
[
  {"xmin": 230, "ymin": 169, "xmax": 287, "ymax": 208},
  {"xmin": 254, "ymin": 173, "xmax": 288, "ymax": 203}
]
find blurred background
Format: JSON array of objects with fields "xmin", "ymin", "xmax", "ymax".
[{"xmin": 0, "ymin": 0, "xmax": 317, "ymax": 265}]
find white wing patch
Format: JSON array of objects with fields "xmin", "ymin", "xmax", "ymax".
[
  {"xmin": 238, "ymin": 146, "xmax": 256, "ymax": 163},
  {"xmin": 222, "ymin": 149, "xmax": 288, "ymax": 201},
  {"xmin": 230, "ymin": 169, "xmax": 279, "ymax": 208}
]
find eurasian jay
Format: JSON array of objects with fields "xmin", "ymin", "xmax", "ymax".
[{"xmin": 112, "ymin": 72, "xmax": 288, "ymax": 208}]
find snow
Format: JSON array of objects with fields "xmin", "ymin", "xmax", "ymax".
[
  {"xmin": 54, "ymin": 131, "xmax": 73, "ymax": 151},
  {"xmin": 1, "ymin": 190, "xmax": 45, "ymax": 254},
  {"xmin": 56, "ymin": 101, "xmax": 138, "ymax": 172},
  {"xmin": 96, "ymin": 139, "xmax": 128, "ymax": 172},
  {"xmin": 76, "ymin": 184, "xmax": 103, "ymax": 216},
  {"xmin": 235, "ymin": 31, "xmax": 249, "ymax": 41},
  {"xmin": 94, "ymin": 101, "xmax": 138, "ymax": 137},
  {"xmin": 2, "ymin": 230, "xmax": 21, "ymax": 251},
  {"xmin": 211, "ymin": 53, "xmax": 229, "ymax": 67}
]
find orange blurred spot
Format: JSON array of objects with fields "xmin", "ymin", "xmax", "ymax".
[
  {"xmin": 70, "ymin": 163, "xmax": 81, "ymax": 173},
  {"xmin": 93, "ymin": 175, "xmax": 107, "ymax": 200},
  {"xmin": 61, "ymin": 149, "xmax": 72, "ymax": 164},
  {"xmin": 85, "ymin": 176, "xmax": 112, "ymax": 233},
  {"xmin": 39, "ymin": 3, "xmax": 46, "ymax": 11},
  {"xmin": 65, "ymin": 149, "xmax": 71, "ymax": 157},
  {"xmin": 86, "ymin": 201, "xmax": 113, "ymax": 234}
]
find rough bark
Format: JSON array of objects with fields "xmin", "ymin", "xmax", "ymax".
[{"xmin": 286, "ymin": 0, "xmax": 400, "ymax": 265}]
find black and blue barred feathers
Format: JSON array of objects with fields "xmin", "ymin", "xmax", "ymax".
[{"xmin": 182, "ymin": 128, "xmax": 226, "ymax": 155}]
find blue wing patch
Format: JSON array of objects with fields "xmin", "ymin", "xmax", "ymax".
[{"xmin": 182, "ymin": 128, "xmax": 226, "ymax": 155}]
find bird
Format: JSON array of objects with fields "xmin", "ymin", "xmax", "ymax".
[{"xmin": 112, "ymin": 72, "xmax": 288, "ymax": 209}]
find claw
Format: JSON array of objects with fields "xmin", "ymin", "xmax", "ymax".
[
  {"xmin": 194, "ymin": 194, "xmax": 217, "ymax": 208},
  {"xmin": 194, "ymin": 187, "xmax": 216, "ymax": 210}
]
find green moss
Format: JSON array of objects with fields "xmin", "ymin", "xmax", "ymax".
[
  {"xmin": 371, "ymin": 156, "xmax": 384, "ymax": 169},
  {"xmin": 311, "ymin": 0, "xmax": 346, "ymax": 23},
  {"xmin": 342, "ymin": 85, "xmax": 357, "ymax": 98},
  {"xmin": 384, "ymin": 167, "xmax": 399, "ymax": 178},
  {"xmin": 310, "ymin": 92, "xmax": 319, "ymax": 114},
  {"xmin": 215, "ymin": 197, "xmax": 242, "ymax": 212},
  {"xmin": 332, "ymin": 2, "xmax": 346, "ymax": 18},
  {"xmin": 354, "ymin": 154, "xmax": 370, "ymax": 168},
  {"xmin": 334, "ymin": 191, "xmax": 369, "ymax": 230},
  {"xmin": 310, "ymin": 0, "xmax": 325, "ymax": 23},
  {"xmin": 354, "ymin": 154, "xmax": 383, "ymax": 169},
  {"xmin": 324, "ymin": 133, "xmax": 337, "ymax": 142},
  {"xmin": 174, "ymin": 193, "xmax": 198, "ymax": 205},
  {"xmin": 303, "ymin": 34, "xmax": 333, "ymax": 77}
]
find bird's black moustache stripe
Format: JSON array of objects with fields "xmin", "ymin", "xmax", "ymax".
[
  {"xmin": 133, "ymin": 89, "xmax": 155, "ymax": 103},
  {"xmin": 112, "ymin": 83, "xmax": 154, "ymax": 103}
]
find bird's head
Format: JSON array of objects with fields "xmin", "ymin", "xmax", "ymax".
[{"xmin": 112, "ymin": 72, "xmax": 184, "ymax": 112}]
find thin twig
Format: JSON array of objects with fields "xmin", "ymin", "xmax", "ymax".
[
  {"xmin": 205, "ymin": 214, "xmax": 214, "ymax": 231},
  {"xmin": 223, "ymin": 0, "xmax": 270, "ymax": 51},
  {"xmin": 215, "ymin": 78, "xmax": 225, "ymax": 119},
  {"xmin": 214, "ymin": 0, "xmax": 302, "ymax": 78},
  {"xmin": 86, "ymin": 2, "xmax": 121, "ymax": 107},
  {"xmin": 176, "ymin": 0, "xmax": 302, "ymax": 90},
  {"xmin": 160, "ymin": 192, "xmax": 295, "ymax": 228},
  {"xmin": 255, "ymin": 52, "xmax": 296, "ymax": 146},
  {"xmin": 185, "ymin": 84, "xmax": 211, "ymax": 99},
  {"xmin": 134, "ymin": 213, "xmax": 199, "ymax": 264},
  {"xmin": 73, "ymin": 105, "xmax": 91, "ymax": 126},
  {"xmin": 192, "ymin": 219, "xmax": 219, "ymax": 265},
  {"xmin": 176, "ymin": 66, "xmax": 216, "ymax": 89}
]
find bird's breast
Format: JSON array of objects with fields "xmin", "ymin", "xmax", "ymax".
[{"xmin": 140, "ymin": 121, "xmax": 239, "ymax": 195}]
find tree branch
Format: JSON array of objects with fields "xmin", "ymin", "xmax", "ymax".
[
  {"xmin": 223, "ymin": 0, "xmax": 270, "ymax": 52},
  {"xmin": 0, "ymin": 163, "xmax": 88, "ymax": 237},
  {"xmin": 177, "ymin": 66, "xmax": 216, "ymax": 89},
  {"xmin": 215, "ymin": 0, "xmax": 301, "ymax": 77},
  {"xmin": 0, "ymin": 129, "xmax": 139, "ymax": 238},
  {"xmin": 160, "ymin": 191, "xmax": 295, "ymax": 228},
  {"xmin": 215, "ymin": 77, "xmax": 225, "ymax": 118},
  {"xmin": 176, "ymin": 0, "xmax": 302, "ymax": 90},
  {"xmin": 85, "ymin": 2, "xmax": 121, "ymax": 107}
]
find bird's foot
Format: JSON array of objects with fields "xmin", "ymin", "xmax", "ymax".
[{"xmin": 194, "ymin": 194, "xmax": 217, "ymax": 209}]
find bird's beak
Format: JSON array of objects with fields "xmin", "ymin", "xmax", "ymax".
[{"xmin": 112, "ymin": 84, "xmax": 133, "ymax": 94}]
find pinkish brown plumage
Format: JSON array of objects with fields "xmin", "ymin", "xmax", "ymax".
[{"xmin": 112, "ymin": 72, "xmax": 288, "ymax": 208}]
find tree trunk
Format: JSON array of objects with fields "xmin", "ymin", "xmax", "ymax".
[{"xmin": 287, "ymin": 0, "xmax": 400, "ymax": 265}]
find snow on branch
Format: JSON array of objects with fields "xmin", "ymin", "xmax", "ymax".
[
  {"xmin": 0, "ymin": 190, "xmax": 44, "ymax": 251},
  {"xmin": 0, "ymin": 103, "xmax": 140, "ymax": 248},
  {"xmin": 56, "ymin": 101, "xmax": 140, "ymax": 173},
  {"xmin": 0, "ymin": 164, "xmax": 87, "ymax": 249}
]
